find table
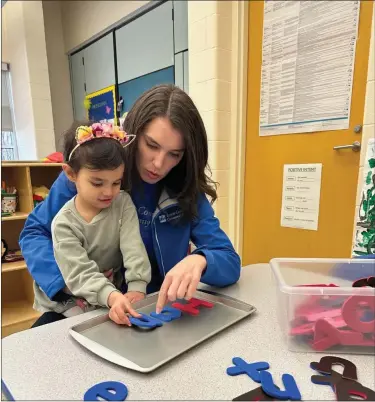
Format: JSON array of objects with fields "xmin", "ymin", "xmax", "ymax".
[{"xmin": 2, "ymin": 264, "xmax": 375, "ymax": 400}]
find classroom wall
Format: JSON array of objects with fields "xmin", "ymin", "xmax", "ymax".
[
  {"xmin": 1, "ymin": 1, "xmax": 56, "ymax": 160},
  {"xmin": 188, "ymin": 1, "xmax": 233, "ymax": 238},
  {"xmin": 60, "ymin": 0, "xmax": 150, "ymax": 53},
  {"xmin": 188, "ymin": 1, "xmax": 374, "ymax": 255},
  {"xmin": 43, "ymin": 0, "xmax": 74, "ymax": 151},
  {"xmin": 1, "ymin": 12, "xmax": 9, "ymax": 62},
  {"xmin": 352, "ymin": 4, "xmax": 375, "ymax": 254},
  {"xmin": 187, "ymin": 1, "xmax": 247, "ymax": 251},
  {"xmin": 2, "ymin": 0, "xmax": 169, "ymax": 159}
]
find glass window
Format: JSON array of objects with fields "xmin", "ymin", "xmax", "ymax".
[{"xmin": 1, "ymin": 64, "xmax": 18, "ymax": 160}]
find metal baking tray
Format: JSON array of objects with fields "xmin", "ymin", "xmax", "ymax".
[{"xmin": 69, "ymin": 290, "xmax": 256, "ymax": 373}]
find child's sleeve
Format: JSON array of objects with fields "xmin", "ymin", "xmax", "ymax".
[
  {"xmin": 119, "ymin": 196, "xmax": 151, "ymax": 294},
  {"xmin": 52, "ymin": 218, "xmax": 121, "ymax": 308}
]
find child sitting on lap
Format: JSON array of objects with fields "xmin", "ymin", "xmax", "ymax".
[{"xmin": 33, "ymin": 121, "xmax": 151, "ymax": 326}]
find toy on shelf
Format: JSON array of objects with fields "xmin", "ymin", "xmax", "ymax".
[
  {"xmin": 1, "ymin": 238, "xmax": 24, "ymax": 263},
  {"xmin": 32, "ymin": 186, "xmax": 50, "ymax": 208},
  {"xmin": 1, "ymin": 181, "xmax": 17, "ymax": 217},
  {"xmin": 42, "ymin": 152, "xmax": 63, "ymax": 163},
  {"xmin": 3, "ymin": 249, "xmax": 24, "ymax": 263},
  {"xmin": 2, "ymin": 239, "xmax": 8, "ymax": 261}
]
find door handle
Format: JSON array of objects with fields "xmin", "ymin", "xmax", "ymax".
[{"xmin": 333, "ymin": 141, "xmax": 361, "ymax": 152}]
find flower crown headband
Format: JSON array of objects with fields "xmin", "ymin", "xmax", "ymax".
[{"xmin": 68, "ymin": 122, "xmax": 136, "ymax": 161}]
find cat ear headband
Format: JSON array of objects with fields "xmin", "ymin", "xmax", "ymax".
[{"xmin": 68, "ymin": 122, "xmax": 136, "ymax": 161}]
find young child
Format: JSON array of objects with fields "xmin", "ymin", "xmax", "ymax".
[{"xmin": 33, "ymin": 121, "xmax": 151, "ymax": 326}]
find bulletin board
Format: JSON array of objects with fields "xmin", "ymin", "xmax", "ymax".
[{"xmin": 85, "ymin": 85, "xmax": 117, "ymax": 123}]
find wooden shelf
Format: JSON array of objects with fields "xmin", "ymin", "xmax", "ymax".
[
  {"xmin": 2, "ymin": 300, "xmax": 40, "ymax": 328},
  {"xmin": 2, "ymin": 162, "xmax": 63, "ymax": 167},
  {"xmin": 2, "ymin": 260, "xmax": 27, "ymax": 273},
  {"xmin": 1, "ymin": 162, "xmax": 61, "ymax": 338},
  {"xmin": 2, "ymin": 212, "xmax": 29, "ymax": 221}
]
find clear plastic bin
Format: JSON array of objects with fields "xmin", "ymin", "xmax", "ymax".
[{"xmin": 270, "ymin": 258, "xmax": 375, "ymax": 355}]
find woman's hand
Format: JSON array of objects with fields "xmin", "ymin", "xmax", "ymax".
[
  {"xmin": 124, "ymin": 291, "xmax": 145, "ymax": 304},
  {"xmin": 156, "ymin": 254, "xmax": 207, "ymax": 313},
  {"xmin": 108, "ymin": 291, "xmax": 141, "ymax": 326}
]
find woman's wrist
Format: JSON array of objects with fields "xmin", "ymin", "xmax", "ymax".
[{"xmin": 191, "ymin": 253, "xmax": 207, "ymax": 273}]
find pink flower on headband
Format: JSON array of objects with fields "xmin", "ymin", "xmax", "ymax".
[
  {"xmin": 102, "ymin": 122, "xmax": 112, "ymax": 131},
  {"xmin": 101, "ymin": 123, "xmax": 113, "ymax": 137},
  {"xmin": 91, "ymin": 123, "xmax": 103, "ymax": 136},
  {"xmin": 69, "ymin": 122, "xmax": 136, "ymax": 161}
]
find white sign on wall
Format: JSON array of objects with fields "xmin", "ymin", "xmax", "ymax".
[{"xmin": 281, "ymin": 163, "xmax": 322, "ymax": 231}]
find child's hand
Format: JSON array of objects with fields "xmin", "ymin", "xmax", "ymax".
[
  {"xmin": 125, "ymin": 291, "xmax": 145, "ymax": 304},
  {"xmin": 107, "ymin": 291, "xmax": 141, "ymax": 326}
]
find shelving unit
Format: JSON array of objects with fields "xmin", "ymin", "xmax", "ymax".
[
  {"xmin": 2, "ymin": 212, "xmax": 29, "ymax": 221},
  {"xmin": 1, "ymin": 162, "xmax": 63, "ymax": 337},
  {"xmin": 2, "ymin": 260, "xmax": 27, "ymax": 273}
]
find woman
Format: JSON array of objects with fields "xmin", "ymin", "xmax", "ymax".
[{"xmin": 20, "ymin": 84, "xmax": 241, "ymax": 327}]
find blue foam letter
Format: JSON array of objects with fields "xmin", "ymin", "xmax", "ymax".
[
  {"xmin": 150, "ymin": 306, "xmax": 182, "ymax": 322},
  {"xmin": 84, "ymin": 381, "xmax": 128, "ymax": 401},
  {"xmin": 226, "ymin": 358, "xmax": 270, "ymax": 382},
  {"xmin": 129, "ymin": 313, "xmax": 163, "ymax": 328},
  {"xmin": 260, "ymin": 371, "xmax": 301, "ymax": 401}
]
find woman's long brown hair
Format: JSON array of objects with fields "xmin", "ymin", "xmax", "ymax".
[{"xmin": 123, "ymin": 84, "xmax": 217, "ymax": 220}]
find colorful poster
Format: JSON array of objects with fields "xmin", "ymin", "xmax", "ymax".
[
  {"xmin": 353, "ymin": 138, "xmax": 375, "ymax": 256},
  {"xmin": 86, "ymin": 85, "xmax": 116, "ymax": 123}
]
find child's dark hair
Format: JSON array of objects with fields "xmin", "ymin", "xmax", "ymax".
[{"xmin": 63, "ymin": 120, "xmax": 126, "ymax": 172}]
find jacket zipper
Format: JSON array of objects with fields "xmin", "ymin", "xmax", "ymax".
[{"xmin": 152, "ymin": 216, "xmax": 166, "ymax": 277}]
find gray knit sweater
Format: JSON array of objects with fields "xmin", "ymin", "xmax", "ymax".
[{"xmin": 33, "ymin": 191, "xmax": 151, "ymax": 314}]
